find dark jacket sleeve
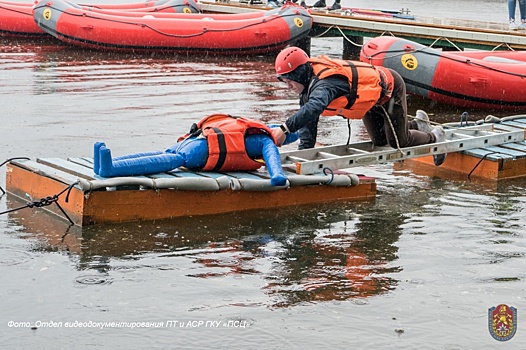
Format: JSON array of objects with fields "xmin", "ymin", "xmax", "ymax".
[{"xmin": 284, "ymin": 76, "xmax": 350, "ymax": 133}]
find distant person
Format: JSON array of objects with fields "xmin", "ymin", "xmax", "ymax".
[
  {"xmin": 311, "ymin": 0, "xmax": 326, "ymax": 8},
  {"xmin": 266, "ymin": 0, "xmax": 283, "ymax": 7},
  {"xmin": 328, "ymin": 0, "xmax": 341, "ymax": 11},
  {"xmin": 508, "ymin": 0, "xmax": 526, "ymax": 30},
  {"xmin": 271, "ymin": 46, "xmax": 447, "ymax": 166}
]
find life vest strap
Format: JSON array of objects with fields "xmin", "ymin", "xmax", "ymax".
[
  {"xmin": 377, "ymin": 68, "xmax": 394, "ymax": 105},
  {"xmin": 205, "ymin": 127, "xmax": 227, "ymax": 172},
  {"xmin": 344, "ymin": 61, "xmax": 359, "ymax": 109}
]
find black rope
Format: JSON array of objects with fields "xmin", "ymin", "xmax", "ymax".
[
  {"xmin": 322, "ymin": 167, "xmax": 334, "ymax": 185},
  {"xmin": 0, "ymin": 181, "xmax": 79, "ymax": 225},
  {"xmin": 459, "ymin": 112, "xmax": 469, "ymax": 127},
  {"xmin": 346, "ymin": 119, "xmax": 351, "ymax": 145},
  {"xmin": 0, "ymin": 157, "xmax": 30, "ymax": 196},
  {"xmin": 365, "ymin": 47, "xmax": 526, "ymax": 79},
  {"xmin": 59, "ymin": 224, "xmax": 76, "ymax": 244},
  {"xmin": 467, "ymin": 152, "xmax": 498, "ymax": 180}
]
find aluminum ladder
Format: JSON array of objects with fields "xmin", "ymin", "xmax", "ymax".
[{"xmin": 279, "ymin": 124, "xmax": 525, "ymax": 175}]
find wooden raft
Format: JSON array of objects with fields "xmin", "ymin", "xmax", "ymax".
[
  {"xmin": 5, "ymin": 157, "xmax": 376, "ymax": 226},
  {"xmin": 399, "ymin": 117, "xmax": 526, "ymax": 180}
]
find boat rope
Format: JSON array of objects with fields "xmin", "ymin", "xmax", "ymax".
[
  {"xmin": 0, "ymin": 180, "xmax": 79, "ymax": 225},
  {"xmin": 427, "ymin": 37, "xmax": 462, "ymax": 51},
  {"xmin": 322, "ymin": 167, "xmax": 334, "ymax": 184},
  {"xmin": 407, "ymin": 111, "xmax": 486, "ymax": 132},
  {"xmin": 491, "ymin": 43, "xmax": 515, "ymax": 51},
  {"xmin": 467, "ymin": 151, "xmax": 499, "ymax": 180},
  {"xmin": 378, "ymin": 102, "xmax": 403, "ymax": 156},
  {"xmin": 362, "ymin": 42, "xmax": 526, "ymax": 79},
  {"xmin": 310, "ymin": 25, "xmax": 365, "ymax": 47},
  {"xmin": 51, "ymin": 6, "xmax": 305, "ymax": 38},
  {"xmin": 459, "ymin": 112, "xmax": 470, "ymax": 127},
  {"xmin": 346, "ymin": 118, "xmax": 351, "ymax": 145},
  {"xmin": 0, "ymin": 157, "xmax": 30, "ymax": 196},
  {"xmin": 406, "ymin": 113, "xmax": 441, "ymax": 128},
  {"xmin": 0, "ymin": 4, "xmax": 33, "ymax": 17}
]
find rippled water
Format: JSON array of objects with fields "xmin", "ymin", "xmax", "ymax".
[{"xmin": 1, "ymin": 1, "xmax": 526, "ymax": 348}]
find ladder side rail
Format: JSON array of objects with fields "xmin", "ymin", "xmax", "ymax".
[{"xmin": 294, "ymin": 129, "xmax": 525, "ymax": 174}]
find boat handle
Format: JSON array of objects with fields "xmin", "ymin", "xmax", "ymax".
[
  {"xmin": 469, "ymin": 78, "xmax": 488, "ymax": 85},
  {"xmin": 80, "ymin": 25, "xmax": 94, "ymax": 30}
]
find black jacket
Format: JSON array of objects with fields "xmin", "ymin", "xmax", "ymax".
[{"xmin": 284, "ymin": 67, "xmax": 350, "ymax": 135}]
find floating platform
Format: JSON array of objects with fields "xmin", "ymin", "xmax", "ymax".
[
  {"xmin": 6, "ymin": 117, "xmax": 526, "ymax": 227},
  {"xmin": 4, "ymin": 157, "xmax": 376, "ymax": 226},
  {"xmin": 400, "ymin": 116, "xmax": 526, "ymax": 180}
]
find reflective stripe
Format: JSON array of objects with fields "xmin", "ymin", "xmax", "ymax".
[{"xmin": 376, "ymin": 67, "xmax": 394, "ymax": 105}]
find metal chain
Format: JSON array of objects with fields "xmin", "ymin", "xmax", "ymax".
[{"xmin": 0, "ymin": 159, "xmax": 79, "ymax": 225}]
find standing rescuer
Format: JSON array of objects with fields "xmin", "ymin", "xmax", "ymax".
[{"xmin": 271, "ymin": 46, "xmax": 447, "ymax": 166}]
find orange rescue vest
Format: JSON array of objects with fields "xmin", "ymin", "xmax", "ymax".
[
  {"xmin": 308, "ymin": 56, "xmax": 394, "ymax": 120},
  {"xmin": 178, "ymin": 114, "xmax": 277, "ymax": 172}
]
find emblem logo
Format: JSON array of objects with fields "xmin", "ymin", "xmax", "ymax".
[
  {"xmin": 294, "ymin": 18, "xmax": 304, "ymax": 28},
  {"xmin": 400, "ymin": 54, "xmax": 417, "ymax": 70},
  {"xmin": 488, "ymin": 304, "xmax": 517, "ymax": 341},
  {"xmin": 43, "ymin": 8, "xmax": 52, "ymax": 21}
]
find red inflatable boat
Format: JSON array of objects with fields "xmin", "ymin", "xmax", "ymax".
[
  {"xmin": 77, "ymin": 0, "xmax": 200, "ymax": 13},
  {"xmin": 33, "ymin": 0, "xmax": 312, "ymax": 55},
  {"xmin": 0, "ymin": 0, "xmax": 199, "ymax": 37},
  {"xmin": 0, "ymin": 1, "xmax": 44, "ymax": 36},
  {"xmin": 360, "ymin": 36, "xmax": 526, "ymax": 110}
]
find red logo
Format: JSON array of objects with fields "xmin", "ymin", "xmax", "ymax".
[{"xmin": 488, "ymin": 304, "xmax": 517, "ymax": 341}]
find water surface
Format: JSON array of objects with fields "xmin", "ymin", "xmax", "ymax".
[{"xmin": 1, "ymin": 1, "xmax": 526, "ymax": 348}]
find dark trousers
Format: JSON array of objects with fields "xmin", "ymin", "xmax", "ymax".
[{"xmin": 362, "ymin": 69, "xmax": 434, "ymax": 148}]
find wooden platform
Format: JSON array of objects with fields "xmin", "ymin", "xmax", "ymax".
[
  {"xmin": 399, "ymin": 117, "xmax": 526, "ymax": 180},
  {"xmin": 4, "ymin": 158, "xmax": 376, "ymax": 226},
  {"xmin": 201, "ymin": 1, "xmax": 526, "ymax": 51}
]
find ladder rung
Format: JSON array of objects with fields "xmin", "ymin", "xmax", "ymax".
[
  {"xmin": 346, "ymin": 147, "xmax": 370, "ymax": 154},
  {"xmin": 317, "ymin": 152, "xmax": 340, "ymax": 159},
  {"xmin": 450, "ymin": 131, "xmax": 496, "ymax": 139},
  {"xmin": 286, "ymin": 155, "xmax": 309, "ymax": 162},
  {"xmin": 450, "ymin": 132, "xmax": 477, "ymax": 138}
]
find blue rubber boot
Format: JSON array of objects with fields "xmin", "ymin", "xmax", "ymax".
[{"xmin": 93, "ymin": 141, "xmax": 106, "ymax": 175}]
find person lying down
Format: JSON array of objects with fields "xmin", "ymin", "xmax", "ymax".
[{"xmin": 93, "ymin": 114, "xmax": 299, "ymax": 186}]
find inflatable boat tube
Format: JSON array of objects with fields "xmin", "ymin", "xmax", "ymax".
[
  {"xmin": 78, "ymin": 175, "xmax": 231, "ymax": 192},
  {"xmin": 361, "ymin": 36, "xmax": 526, "ymax": 110}
]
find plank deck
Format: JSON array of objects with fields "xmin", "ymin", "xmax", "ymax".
[
  {"xmin": 403, "ymin": 117, "xmax": 526, "ymax": 180},
  {"xmin": 5, "ymin": 157, "xmax": 376, "ymax": 226}
]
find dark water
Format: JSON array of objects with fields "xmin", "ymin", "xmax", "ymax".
[{"xmin": 1, "ymin": 1, "xmax": 526, "ymax": 348}]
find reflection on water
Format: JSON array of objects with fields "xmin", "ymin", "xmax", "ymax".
[
  {"xmin": 11, "ymin": 171, "xmax": 523, "ymax": 310},
  {"xmin": 2, "ymin": 28, "xmax": 526, "ymax": 348},
  {"xmin": 263, "ymin": 213, "xmax": 401, "ymax": 306},
  {"xmin": 7, "ymin": 193, "xmax": 398, "ymax": 306},
  {"xmin": 1, "ymin": 37, "xmax": 289, "ymax": 124}
]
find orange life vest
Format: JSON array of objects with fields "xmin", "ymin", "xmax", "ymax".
[
  {"xmin": 178, "ymin": 114, "xmax": 277, "ymax": 172},
  {"xmin": 308, "ymin": 56, "xmax": 394, "ymax": 120}
]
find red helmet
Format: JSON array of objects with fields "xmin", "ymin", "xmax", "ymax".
[{"xmin": 275, "ymin": 46, "xmax": 309, "ymax": 76}]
